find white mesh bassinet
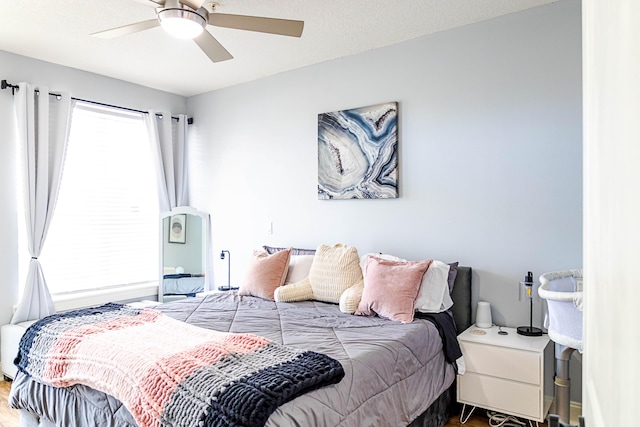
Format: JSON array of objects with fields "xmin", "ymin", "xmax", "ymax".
[{"xmin": 538, "ymin": 269, "xmax": 583, "ymax": 353}]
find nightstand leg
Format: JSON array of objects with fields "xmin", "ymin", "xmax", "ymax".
[{"xmin": 459, "ymin": 404, "xmax": 476, "ymax": 424}]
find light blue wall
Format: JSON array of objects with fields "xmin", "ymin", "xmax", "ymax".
[{"xmin": 187, "ymin": 0, "xmax": 582, "ymax": 330}]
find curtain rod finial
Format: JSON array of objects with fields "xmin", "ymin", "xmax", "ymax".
[{"xmin": 1, "ymin": 80, "xmax": 18, "ymax": 95}]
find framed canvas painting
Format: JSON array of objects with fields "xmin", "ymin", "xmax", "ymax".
[{"xmin": 318, "ymin": 101, "xmax": 398, "ymax": 199}]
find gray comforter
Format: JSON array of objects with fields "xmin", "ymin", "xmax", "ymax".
[{"xmin": 9, "ymin": 293, "xmax": 456, "ymax": 427}]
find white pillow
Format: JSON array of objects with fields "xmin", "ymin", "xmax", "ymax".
[
  {"xmin": 414, "ymin": 260, "xmax": 453, "ymax": 313},
  {"xmin": 284, "ymin": 255, "xmax": 315, "ymax": 285},
  {"xmin": 360, "ymin": 253, "xmax": 405, "ymax": 277}
]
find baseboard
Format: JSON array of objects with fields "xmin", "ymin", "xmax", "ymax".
[{"xmin": 570, "ymin": 401, "xmax": 583, "ymax": 424}]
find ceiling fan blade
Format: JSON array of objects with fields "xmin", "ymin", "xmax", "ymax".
[
  {"xmin": 209, "ymin": 13, "xmax": 304, "ymax": 37},
  {"xmin": 179, "ymin": 0, "xmax": 205, "ymax": 10},
  {"xmin": 91, "ymin": 19, "xmax": 160, "ymax": 39},
  {"xmin": 130, "ymin": 0, "xmax": 166, "ymax": 7},
  {"xmin": 194, "ymin": 31, "xmax": 233, "ymax": 63}
]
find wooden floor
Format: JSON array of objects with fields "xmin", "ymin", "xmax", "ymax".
[
  {"xmin": 1, "ymin": 379, "xmax": 17, "ymax": 427},
  {"xmin": 0, "ymin": 378, "xmax": 545, "ymax": 427}
]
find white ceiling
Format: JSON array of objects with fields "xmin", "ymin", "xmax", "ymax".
[{"xmin": 0, "ymin": 0, "xmax": 557, "ymax": 97}]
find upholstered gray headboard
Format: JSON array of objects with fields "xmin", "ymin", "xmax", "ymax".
[{"xmin": 450, "ymin": 266, "xmax": 472, "ymax": 335}]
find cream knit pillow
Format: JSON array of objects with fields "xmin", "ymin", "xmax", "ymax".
[
  {"xmin": 308, "ymin": 244, "xmax": 363, "ymax": 304},
  {"xmin": 339, "ymin": 282, "xmax": 364, "ymax": 314},
  {"xmin": 274, "ymin": 243, "xmax": 364, "ymax": 312},
  {"xmin": 274, "ymin": 277, "xmax": 315, "ymax": 302}
]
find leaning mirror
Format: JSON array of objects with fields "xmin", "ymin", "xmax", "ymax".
[{"xmin": 159, "ymin": 206, "xmax": 211, "ymax": 302}]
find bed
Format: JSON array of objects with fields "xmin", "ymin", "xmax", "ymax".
[
  {"xmin": 8, "ymin": 266, "xmax": 472, "ymax": 427},
  {"xmin": 162, "ymin": 267, "xmax": 205, "ymax": 298},
  {"xmin": 162, "ymin": 274, "xmax": 205, "ymax": 297}
]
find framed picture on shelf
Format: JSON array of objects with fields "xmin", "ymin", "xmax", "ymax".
[{"xmin": 168, "ymin": 214, "xmax": 186, "ymax": 244}]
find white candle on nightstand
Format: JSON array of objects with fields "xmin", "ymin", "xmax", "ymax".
[{"xmin": 476, "ymin": 301, "xmax": 492, "ymax": 328}]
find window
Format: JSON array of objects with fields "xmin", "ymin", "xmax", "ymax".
[{"xmin": 19, "ymin": 101, "xmax": 160, "ymax": 295}]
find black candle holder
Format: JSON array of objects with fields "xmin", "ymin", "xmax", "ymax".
[
  {"xmin": 517, "ymin": 279, "xmax": 543, "ymax": 336},
  {"xmin": 218, "ymin": 250, "xmax": 238, "ymax": 291}
]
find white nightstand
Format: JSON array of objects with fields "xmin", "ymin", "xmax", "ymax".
[{"xmin": 457, "ymin": 325, "xmax": 554, "ymax": 426}]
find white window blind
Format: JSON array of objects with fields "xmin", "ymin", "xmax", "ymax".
[{"xmin": 36, "ymin": 101, "xmax": 159, "ymax": 295}]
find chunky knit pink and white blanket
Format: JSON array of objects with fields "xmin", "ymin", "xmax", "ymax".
[{"xmin": 15, "ymin": 303, "xmax": 344, "ymax": 427}]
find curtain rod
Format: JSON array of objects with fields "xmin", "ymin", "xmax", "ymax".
[{"xmin": 1, "ymin": 79, "xmax": 193, "ymax": 125}]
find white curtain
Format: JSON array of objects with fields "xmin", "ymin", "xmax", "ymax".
[
  {"xmin": 11, "ymin": 83, "xmax": 73, "ymax": 324},
  {"xmin": 146, "ymin": 111, "xmax": 189, "ymax": 212}
]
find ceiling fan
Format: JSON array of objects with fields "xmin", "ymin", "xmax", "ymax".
[{"xmin": 91, "ymin": 0, "xmax": 304, "ymax": 63}]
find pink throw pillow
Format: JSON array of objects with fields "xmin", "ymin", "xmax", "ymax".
[
  {"xmin": 355, "ymin": 256, "xmax": 432, "ymax": 323},
  {"xmin": 238, "ymin": 248, "xmax": 292, "ymax": 300}
]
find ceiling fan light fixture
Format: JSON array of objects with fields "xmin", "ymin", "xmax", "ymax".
[{"xmin": 158, "ymin": 8, "xmax": 206, "ymax": 39}]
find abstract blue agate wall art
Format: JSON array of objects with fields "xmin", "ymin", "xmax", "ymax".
[{"xmin": 317, "ymin": 101, "xmax": 398, "ymax": 200}]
